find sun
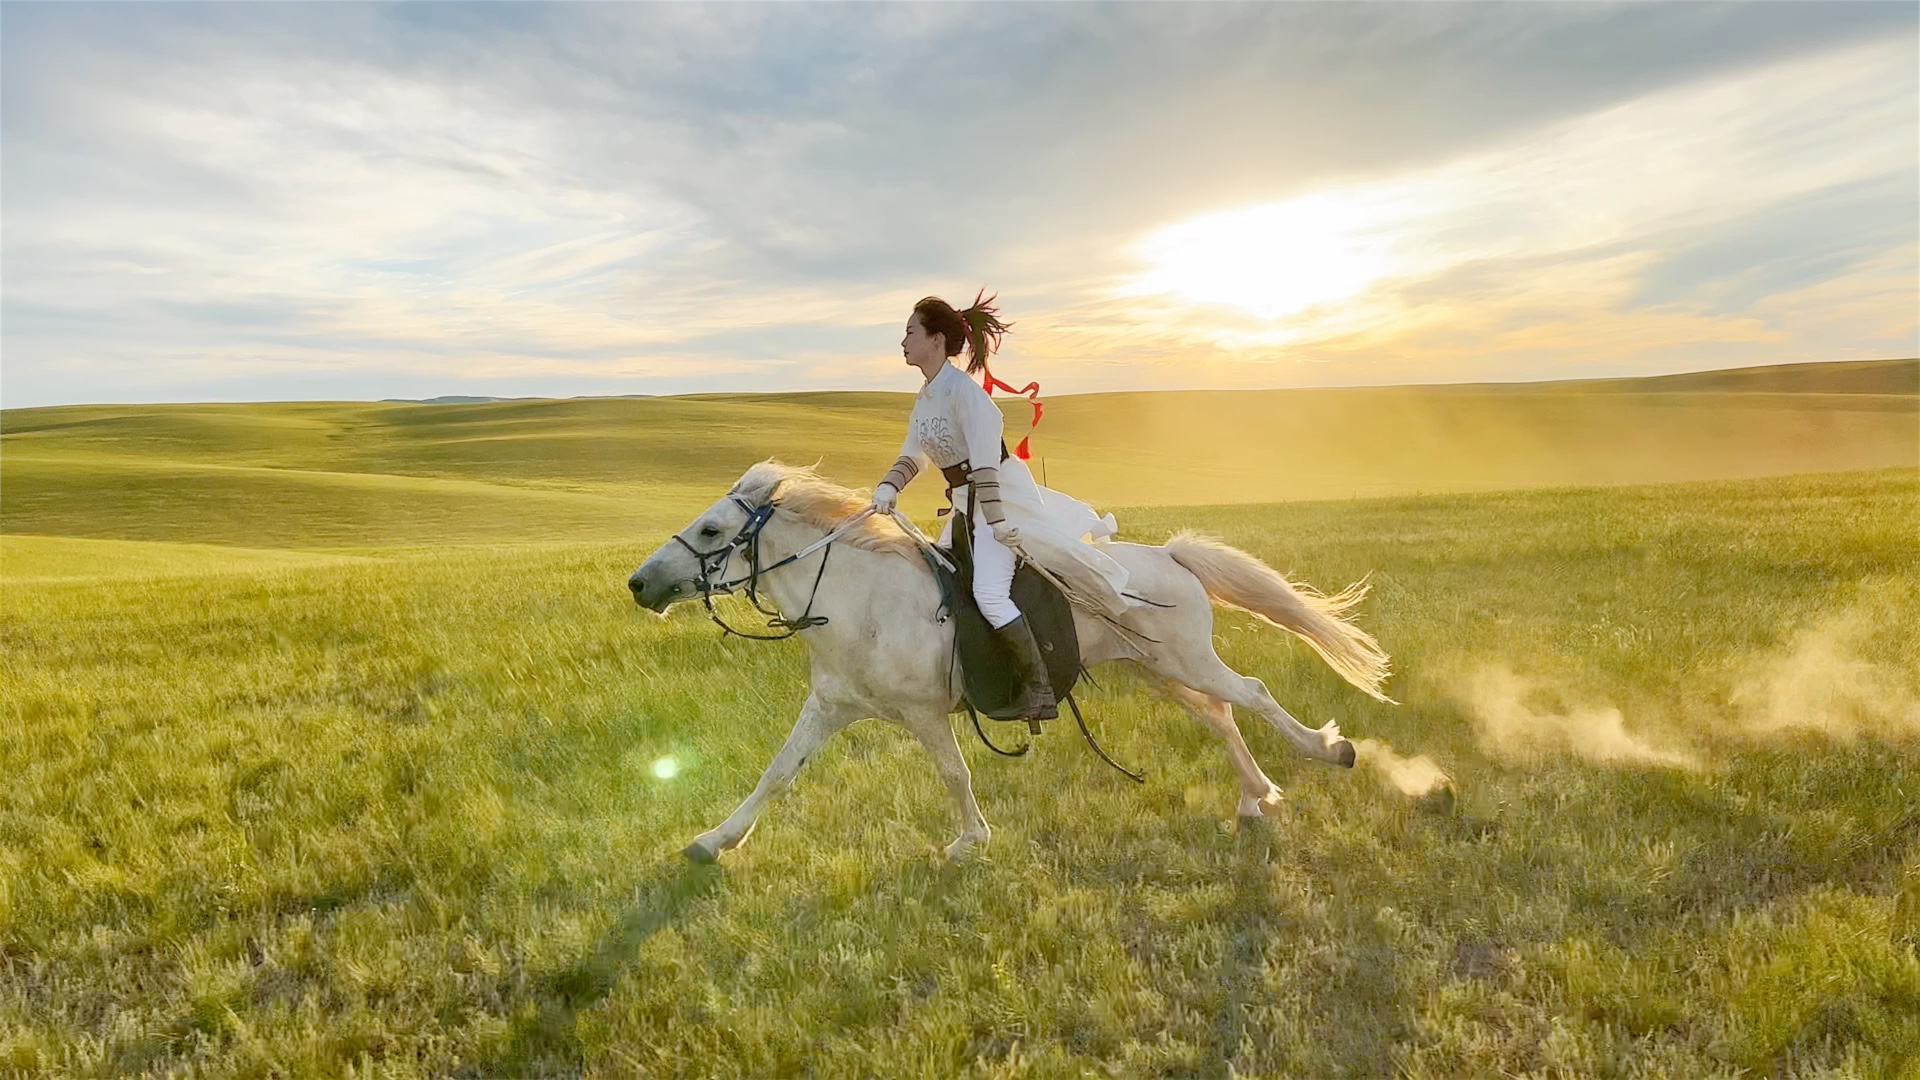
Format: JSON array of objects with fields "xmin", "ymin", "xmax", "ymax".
[{"xmin": 1127, "ymin": 192, "xmax": 1401, "ymax": 322}]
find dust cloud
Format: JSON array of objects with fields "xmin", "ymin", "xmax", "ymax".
[
  {"xmin": 1353, "ymin": 738, "xmax": 1452, "ymax": 799},
  {"xmin": 1456, "ymin": 666, "xmax": 1700, "ymax": 769},
  {"xmin": 1729, "ymin": 603, "xmax": 1920, "ymax": 740},
  {"xmin": 1446, "ymin": 598, "xmax": 1916, "ymax": 770}
]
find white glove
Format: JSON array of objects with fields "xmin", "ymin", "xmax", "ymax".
[
  {"xmin": 990, "ymin": 522, "xmax": 1020, "ymax": 547},
  {"xmin": 871, "ymin": 482, "xmax": 899, "ymax": 513}
]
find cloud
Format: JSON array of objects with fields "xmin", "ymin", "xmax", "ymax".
[
  {"xmin": 1, "ymin": 3, "xmax": 1914, "ymax": 406},
  {"xmin": 1106, "ymin": 34, "xmax": 1918, "ymax": 380}
]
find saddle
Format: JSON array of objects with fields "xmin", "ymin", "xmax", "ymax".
[
  {"xmin": 911, "ymin": 466, "xmax": 1145, "ymax": 782},
  {"xmin": 918, "ymin": 446, "xmax": 1082, "ymax": 724},
  {"xmin": 925, "ymin": 533, "xmax": 1082, "ymax": 724}
]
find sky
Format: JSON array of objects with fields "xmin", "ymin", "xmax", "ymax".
[{"xmin": 3, "ymin": 2, "xmax": 1915, "ymax": 408}]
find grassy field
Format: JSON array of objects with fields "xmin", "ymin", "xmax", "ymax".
[{"xmin": 2, "ymin": 361, "xmax": 1917, "ymax": 1077}]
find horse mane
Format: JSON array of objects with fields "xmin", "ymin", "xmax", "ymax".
[{"xmin": 731, "ymin": 460, "xmax": 921, "ymax": 557}]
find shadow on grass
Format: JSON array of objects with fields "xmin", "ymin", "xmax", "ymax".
[
  {"xmin": 462, "ymin": 857, "xmax": 724, "ymax": 1078},
  {"xmin": 1209, "ymin": 811, "xmax": 1415, "ymax": 1077},
  {"xmin": 1211, "ymin": 816, "xmax": 1279, "ymax": 1073}
]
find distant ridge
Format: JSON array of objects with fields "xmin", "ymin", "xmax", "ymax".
[
  {"xmin": 381, "ymin": 394, "xmax": 655, "ymax": 404},
  {"xmin": 1507, "ymin": 358, "xmax": 1916, "ymax": 397},
  {"xmin": 379, "ymin": 395, "xmax": 528, "ymax": 404},
  {"xmin": 1198, "ymin": 357, "xmax": 1917, "ymax": 400},
  {"xmin": 377, "ymin": 358, "xmax": 1914, "ymax": 407},
  {"xmin": 6, "ymin": 356, "xmax": 1911, "ymax": 535}
]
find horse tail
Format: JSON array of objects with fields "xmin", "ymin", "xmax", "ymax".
[{"xmin": 1164, "ymin": 531, "xmax": 1395, "ymax": 703}]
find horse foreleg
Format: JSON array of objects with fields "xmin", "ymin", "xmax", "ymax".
[
  {"xmin": 685, "ymin": 692, "xmax": 860, "ymax": 863},
  {"xmin": 1162, "ymin": 681, "xmax": 1286, "ymax": 818},
  {"xmin": 899, "ymin": 709, "xmax": 991, "ymax": 863}
]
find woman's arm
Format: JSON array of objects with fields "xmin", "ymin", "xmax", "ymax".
[
  {"xmin": 872, "ymin": 430, "xmax": 925, "ymax": 511},
  {"xmin": 879, "ymin": 429, "xmax": 923, "ymax": 494}
]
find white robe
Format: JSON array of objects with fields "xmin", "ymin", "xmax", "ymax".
[{"xmin": 898, "ymin": 362, "xmax": 1136, "ymax": 618}]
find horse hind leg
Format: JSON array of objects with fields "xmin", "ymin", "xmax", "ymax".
[
  {"xmin": 1162, "ymin": 681, "xmax": 1285, "ymax": 818},
  {"xmin": 1164, "ymin": 651, "xmax": 1356, "ymax": 768}
]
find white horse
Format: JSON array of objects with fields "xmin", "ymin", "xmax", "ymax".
[{"xmin": 627, "ymin": 461, "xmax": 1392, "ymax": 863}]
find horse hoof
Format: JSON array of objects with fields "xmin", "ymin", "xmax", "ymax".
[
  {"xmin": 1239, "ymin": 786, "xmax": 1286, "ymax": 818},
  {"xmin": 1334, "ymin": 739, "xmax": 1357, "ymax": 769},
  {"xmin": 943, "ymin": 832, "xmax": 989, "ymax": 864},
  {"xmin": 682, "ymin": 840, "xmax": 718, "ymax": 864}
]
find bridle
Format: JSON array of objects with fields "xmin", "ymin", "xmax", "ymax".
[{"xmin": 668, "ymin": 496, "xmax": 870, "ymax": 640}]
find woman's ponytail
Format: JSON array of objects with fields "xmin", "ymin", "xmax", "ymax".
[
  {"xmin": 917, "ymin": 289, "xmax": 1010, "ymax": 373},
  {"xmin": 954, "ymin": 289, "xmax": 1012, "ymax": 375}
]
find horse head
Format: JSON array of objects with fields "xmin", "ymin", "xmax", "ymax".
[{"xmin": 627, "ymin": 491, "xmax": 765, "ymax": 612}]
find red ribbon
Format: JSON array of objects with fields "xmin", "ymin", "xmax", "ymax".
[{"xmin": 980, "ymin": 361, "xmax": 1042, "ymax": 460}]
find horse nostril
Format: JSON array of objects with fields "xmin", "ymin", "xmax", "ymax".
[{"xmin": 628, "ymin": 576, "xmax": 646, "ymax": 599}]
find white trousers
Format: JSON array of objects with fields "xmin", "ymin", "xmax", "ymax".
[{"xmin": 969, "ymin": 519, "xmax": 1021, "ymax": 629}]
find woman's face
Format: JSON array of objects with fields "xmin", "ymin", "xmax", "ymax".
[{"xmin": 901, "ymin": 312, "xmax": 945, "ymax": 370}]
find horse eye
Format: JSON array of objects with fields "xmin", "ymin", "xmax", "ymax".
[{"xmin": 699, "ymin": 525, "xmax": 720, "ymax": 537}]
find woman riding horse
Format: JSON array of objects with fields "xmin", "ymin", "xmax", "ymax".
[
  {"xmin": 869, "ymin": 292, "xmax": 1138, "ymax": 723},
  {"xmin": 626, "ymin": 295, "xmax": 1388, "ymax": 859}
]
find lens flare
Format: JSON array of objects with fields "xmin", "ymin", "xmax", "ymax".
[{"xmin": 651, "ymin": 756, "xmax": 680, "ymax": 780}]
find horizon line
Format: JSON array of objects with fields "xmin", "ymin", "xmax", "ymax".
[{"xmin": 3, "ymin": 355, "xmax": 1913, "ymax": 414}]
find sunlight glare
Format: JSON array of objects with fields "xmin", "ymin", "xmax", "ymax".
[
  {"xmin": 1129, "ymin": 192, "xmax": 1403, "ymax": 322},
  {"xmin": 652, "ymin": 756, "xmax": 680, "ymax": 780}
]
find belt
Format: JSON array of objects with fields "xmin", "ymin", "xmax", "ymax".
[
  {"xmin": 936, "ymin": 440, "xmax": 1013, "ymax": 518},
  {"xmin": 939, "ymin": 440, "xmax": 1010, "ymax": 491}
]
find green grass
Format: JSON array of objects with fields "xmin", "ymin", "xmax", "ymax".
[
  {"xmin": 0, "ymin": 537, "xmax": 368, "ymax": 583},
  {"xmin": 2, "ymin": 361, "xmax": 1917, "ymax": 1077}
]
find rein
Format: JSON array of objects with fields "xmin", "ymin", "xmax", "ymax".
[{"xmin": 671, "ymin": 499, "xmax": 876, "ymax": 640}]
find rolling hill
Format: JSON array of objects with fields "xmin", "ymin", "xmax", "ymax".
[{"xmin": 3, "ymin": 358, "xmax": 1912, "ymax": 554}]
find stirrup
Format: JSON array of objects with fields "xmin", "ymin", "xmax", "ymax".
[
  {"xmin": 1018, "ymin": 688, "xmax": 1059, "ymax": 734},
  {"xmin": 984, "ymin": 692, "xmax": 1054, "ymax": 732},
  {"xmin": 998, "ymin": 713, "xmax": 1047, "ymax": 736}
]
